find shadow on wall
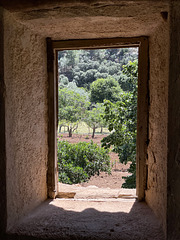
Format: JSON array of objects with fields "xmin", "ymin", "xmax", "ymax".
[{"xmin": 7, "ymin": 199, "xmax": 165, "ymax": 240}]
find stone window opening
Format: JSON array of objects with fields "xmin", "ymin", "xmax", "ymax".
[{"xmin": 47, "ymin": 37, "xmax": 149, "ymax": 201}]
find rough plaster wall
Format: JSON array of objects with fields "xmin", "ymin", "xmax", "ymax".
[
  {"xmin": 1, "ymin": 0, "xmax": 171, "ymax": 234},
  {"xmin": 167, "ymin": 2, "xmax": 180, "ymax": 239},
  {"xmin": 4, "ymin": 10, "xmax": 48, "ymax": 229},
  {"xmin": 0, "ymin": 7, "xmax": 7, "ymax": 236},
  {"xmin": 7, "ymin": 1, "xmax": 169, "ymax": 40},
  {"xmin": 145, "ymin": 20, "xmax": 169, "ymax": 233}
]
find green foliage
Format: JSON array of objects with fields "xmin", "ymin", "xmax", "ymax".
[
  {"xmin": 58, "ymin": 88, "xmax": 90, "ymax": 137},
  {"xmin": 101, "ymin": 61, "xmax": 138, "ymax": 188},
  {"xmin": 58, "ymin": 75, "xmax": 69, "ymax": 88},
  {"xmin": 58, "ymin": 48, "xmax": 138, "ymax": 90},
  {"xmin": 58, "ymin": 48, "xmax": 138, "ymax": 188},
  {"xmin": 84, "ymin": 103, "xmax": 106, "ymax": 138},
  {"xmin": 122, "ymin": 160, "xmax": 136, "ymax": 188},
  {"xmin": 57, "ymin": 140, "xmax": 111, "ymax": 184},
  {"xmin": 121, "ymin": 60, "xmax": 138, "ymax": 92},
  {"xmin": 90, "ymin": 77, "xmax": 122, "ymax": 103},
  {"xmin": 64, "ymin": 81, "xmax": 89, "ymax": 102}
]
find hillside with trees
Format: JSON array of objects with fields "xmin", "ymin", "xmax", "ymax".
[{"xmin": 58, "ymin": 48, "xmax": 138, "ymax": 188}]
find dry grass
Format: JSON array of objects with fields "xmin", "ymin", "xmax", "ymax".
[{"xmin": 59, "ymin": 121, "xmax": 109, "ymax": 135}]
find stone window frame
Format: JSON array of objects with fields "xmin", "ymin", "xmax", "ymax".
[{"xmin": 47, "ymin": 37, "xmax": 149, "ymax": 201}]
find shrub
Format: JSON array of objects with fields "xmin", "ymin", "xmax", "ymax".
[
  {"xmin": 57, "ymin": 140, "xmax": 111, "ymax": 184},
  {"xmin": 122, "ymin": 159, "xmax": 136, "ymax": 188}
]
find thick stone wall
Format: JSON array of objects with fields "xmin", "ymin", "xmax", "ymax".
[
  {"xmin": 4, "ymin": 10, "xmax": 48, "ymax": 229},
  {"xmin": 1, "ymin": 1, "xmax": 176, "ymax": 238},
  {"xmin": 167, "ymin": 2, "xmax": 180, "ymax": 239},
  {"xmin": 0, "ymin": 7, "xmax": 7, "ymax": 237},
  {"xmin": 145, "ymin": 19, "xmax": 169, "ymax": 233}
]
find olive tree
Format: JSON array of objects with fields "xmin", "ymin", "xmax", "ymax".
[{"xmin": 58, "ymin": 88, "xmax": 89, "ymax": 137}]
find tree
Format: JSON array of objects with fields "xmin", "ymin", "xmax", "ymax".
[
  {"xmin": 57, "ymin": 140, "xmax": 111, "ymax": 184},
  {"xmin": 58, "ymin": 48, "xmax": 138, "ymax": 90},
  {"xmin": 65, "ymin": 81, "xmax": 89, "ymax": 101},
  {"xmin": 58, "ymin": 74, "xmax": 69, "ymax": 88},
  {"xmin": 58, "ymin": 50, "xmax": 78, "ymax": 80},
  {"xmin": 84, "ymin": 103, "xmax": 105, "ymax": 138},
  {"xmin": 101, "ymin": 61, "xmax": 138, "ymax": 188},
  {"xmin": 58, "ymin": 88, "xmax": 89, "ymax": 137},
  {"xmin": 90, "ymin": 77, "xmax": 122, "ymax": 104}
]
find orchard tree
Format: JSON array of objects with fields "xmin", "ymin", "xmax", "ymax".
[
  {"xmin": 96, "ymin": 103, "xmax": 107, "ymax": 133},
  {"xmin": 90, "ymin": 77, "xmax": 122, "ymax": 104},
  {"xmin": 85, "ymin": 103, "xmax": 105, "ymax": 138},
  {"xmin": 58, "ymin": 88, "xmax": 89, "ymax": 137},
  {"xmin": 65, "ymin": 81, "xmax": 89, "ymax": 101},
  {"xmin": 101, "ymin": 61, "xmax": 138, "ymax": 188}
]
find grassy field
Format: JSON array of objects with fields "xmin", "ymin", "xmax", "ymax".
[{"xmin": 59, "ymin": 121, "xmax": 110, "ymax": 135}]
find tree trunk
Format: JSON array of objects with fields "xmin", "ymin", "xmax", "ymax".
[
  {"xmin": 69, "ymin": 128, "xmax": 72, "ymax": 137},
  {"xmin": 92, "ymin": 127, "xmax": 95, "ymax": 138},
  {"xmin": 58, "ymin": 125, "xmax": 62, "ymax": 133},
  {"xmin": 101, "ymin": 127, "xmax": 103, "ymax": 133}
]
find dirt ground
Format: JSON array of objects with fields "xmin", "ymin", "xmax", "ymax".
[{"xmin": 58, "ymin": 133, "xmax": 131, "ymax": 189}]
